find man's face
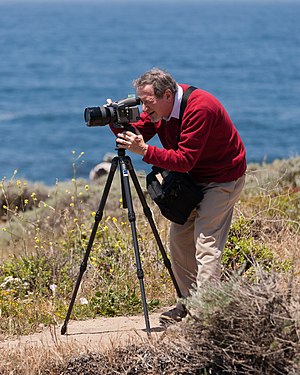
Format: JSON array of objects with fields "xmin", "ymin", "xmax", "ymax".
[{"xmin": 137, "ymin": 84, "xmax": 174, "ymax": 123}]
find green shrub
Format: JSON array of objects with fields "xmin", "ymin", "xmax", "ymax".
[{"xmin": 223, "ymin": 217, "xmax": 292, "ymax": 277}]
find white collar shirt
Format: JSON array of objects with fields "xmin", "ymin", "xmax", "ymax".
[{"xmin": 163, "ymin": 85, "xmax": 183, "ymax": 122}]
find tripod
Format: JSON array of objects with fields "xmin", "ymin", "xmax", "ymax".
[{"xmin": 61, "ymin": 147, "xmax": 183, "ymax": 336}]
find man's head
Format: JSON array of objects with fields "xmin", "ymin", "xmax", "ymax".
[{"xmin": 133, "ymin": 68, "xmax": 177, "ymax": 122}]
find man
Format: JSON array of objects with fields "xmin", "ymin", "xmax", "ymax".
[{"xmin": 115, "ymin": 68, "xmax": 246, "ymax": 324}]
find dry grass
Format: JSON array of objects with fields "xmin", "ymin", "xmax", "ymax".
[{"xmin": 1, "ymin": 272, "xmax": 300, "ymax": 374}]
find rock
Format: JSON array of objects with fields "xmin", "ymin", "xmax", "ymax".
[{"xmin": 89, "ymin": 153, "xmax": 116, "ymax": 181}]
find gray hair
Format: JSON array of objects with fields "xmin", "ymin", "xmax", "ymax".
[{"xmin": 133, "ymin": 68, "xmax": 177, "ymax": 98}]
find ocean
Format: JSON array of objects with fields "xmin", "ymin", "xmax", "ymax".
[{"xmin": 0, "ymin": 0, "xmax": 299, "ymax": 185}]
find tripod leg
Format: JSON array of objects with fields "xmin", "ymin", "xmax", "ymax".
[
  {"xmin": 119, "ymin": 157, "xmax": 151, "ymax": 335},
  {"xmin": 119, "ymin": 166, "xmax": 128, "ymax": 209},
  {"xmin": 125, "ymin": 157, "xmax": 183, "ymax": 299},
  {"xmin": 61, "ymin": 157, "xmax": 119, "ymax": 335}
]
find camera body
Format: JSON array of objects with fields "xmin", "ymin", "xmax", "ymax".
[{"xmin": 84, "ymin": 97, "xmax": 141, "ymax": 127}]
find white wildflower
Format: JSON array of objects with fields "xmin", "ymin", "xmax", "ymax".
[
  {"xmin": 80, "ymin": 297, "xmax": 88, "ymax": 305},
  {"xmin": 50, "ymin": 284, "xmax": 57, "ymax": 292}
]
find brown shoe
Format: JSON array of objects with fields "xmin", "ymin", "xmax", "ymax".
[{"xmin": 159, "ymin": 306, "xmax": 187, "ymax": 326}]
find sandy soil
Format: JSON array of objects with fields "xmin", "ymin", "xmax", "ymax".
[{"xmin": 0, "ymin": 311, "xmax": 165, "ymax": 351}]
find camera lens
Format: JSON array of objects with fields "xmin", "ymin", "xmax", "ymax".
[{"xmin": 84, "ymin": 106, "xmax": 115, "ymax": 126}]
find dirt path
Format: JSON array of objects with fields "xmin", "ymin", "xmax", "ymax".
[{"xmin": 0, "ymin": 312, "xmax": 165, "ymax": 351}]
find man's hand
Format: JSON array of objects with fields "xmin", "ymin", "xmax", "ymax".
[{"xmin": 116, "ymin": 129, "xmax": 148, "ymax": 156}]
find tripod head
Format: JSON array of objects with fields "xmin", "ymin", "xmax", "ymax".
[
  {"xmin": 114, "ymin": 122, "xmax": 137, "ymax": 156},
  {"xmin": 113, "ymin": 122, "xmax": 137, "ymax": 133}
]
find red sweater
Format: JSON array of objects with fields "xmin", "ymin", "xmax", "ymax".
[{"xmin": 127, "ymin": 84, "xmax": 246, "ymax": 183}]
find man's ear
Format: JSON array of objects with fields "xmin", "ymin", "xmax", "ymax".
[{"xmin": 165, "ymin": 89, "xmax": 173, "ymax": 101}]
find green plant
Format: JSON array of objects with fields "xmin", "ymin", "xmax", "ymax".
[{"xmin": 223, "ymin": 217, "xmax": 292, "ymax": 277}]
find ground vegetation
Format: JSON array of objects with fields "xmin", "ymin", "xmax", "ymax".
[{"xmin": 0, "ymin": 155, "xmax": 299, "ymax": 374}]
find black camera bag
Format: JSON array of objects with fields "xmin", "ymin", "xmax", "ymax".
[
  {"xmin": 146, "ymin": 86, "xmax": 204, "ymax": 225},
  {"xmin": 146, "ymin": 166, "xmax": 204, "ymax": 224}
]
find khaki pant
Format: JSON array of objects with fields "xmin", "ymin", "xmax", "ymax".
[{"xmin": 170, "ymin": 175, "xmax": 245, "ymax": 298}]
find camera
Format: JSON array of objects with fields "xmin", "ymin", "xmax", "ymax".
[{"xmin": 84, "ymin": 97, "xmax": 141, "ymax": 127}]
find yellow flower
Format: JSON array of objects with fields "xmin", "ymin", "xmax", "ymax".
[{"xmin": 30, "ymin": 192, "xmax": 37, "ymax": 201}]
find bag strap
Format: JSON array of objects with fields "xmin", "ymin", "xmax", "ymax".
[{"xmin": 178, "ymin": 86, "xmax": 198, "ymax": 141}]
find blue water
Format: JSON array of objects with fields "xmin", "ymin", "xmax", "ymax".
[{"xmin": 0, "ymin": 0, "xmax": 299, "ymax": 185}]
